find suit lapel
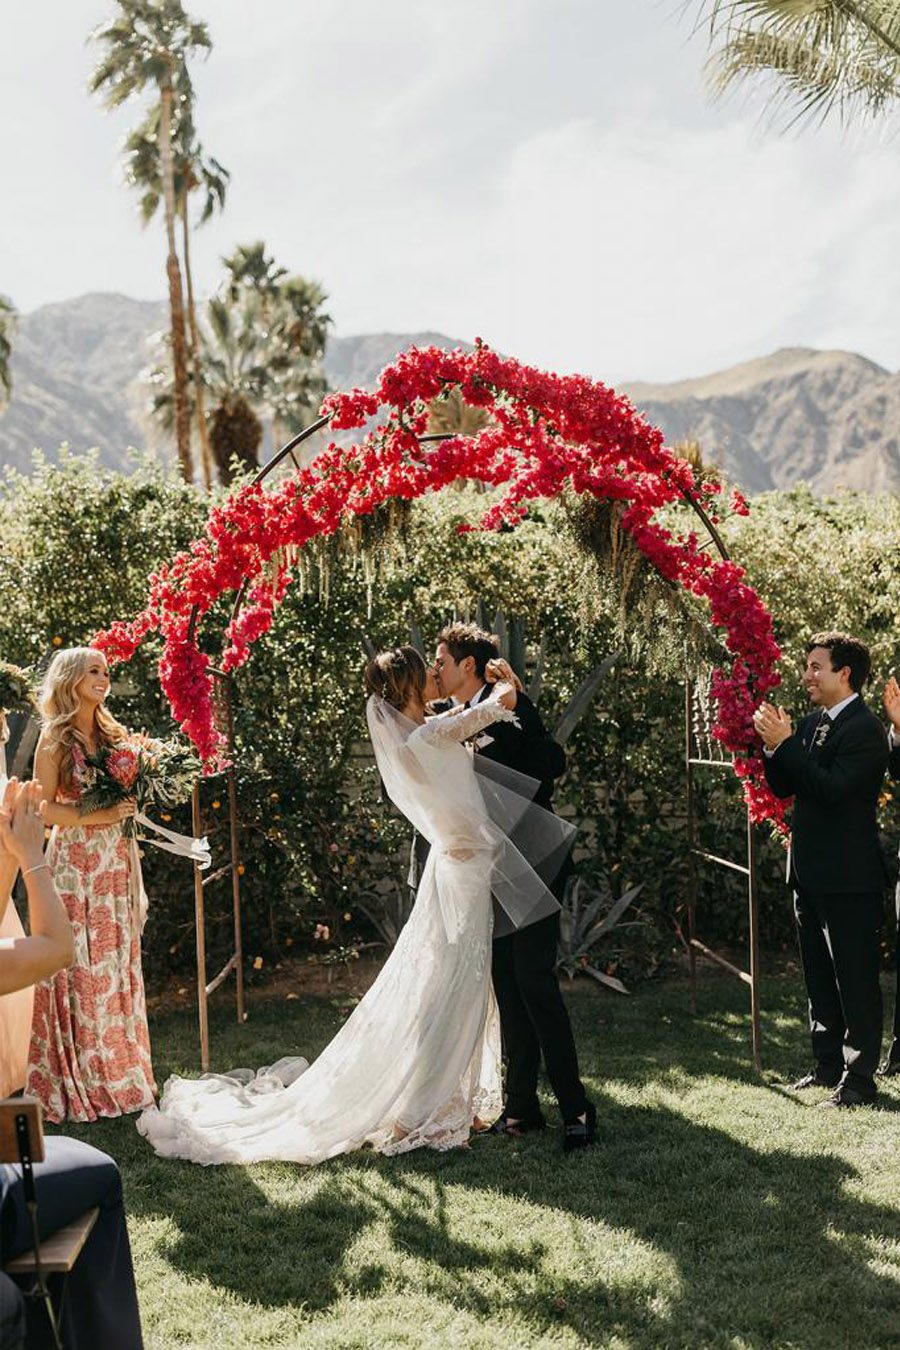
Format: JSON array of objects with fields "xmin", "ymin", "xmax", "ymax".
[
  {"xmin": 807, "ymin": 696, "xmax": 865, "ymax": 759},
  {"xmin": 830, "ymin": 696, "xmax": 865, "ymax": 732}
]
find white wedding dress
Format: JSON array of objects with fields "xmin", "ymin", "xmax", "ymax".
[{"xmin": 137, "ymin": 691, "xmax": 564, "ymax": 1166}]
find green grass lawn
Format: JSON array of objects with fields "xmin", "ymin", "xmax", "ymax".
[{"xmin": 58, "ymin": 971, "xmax": 900, "ymax": 1349}]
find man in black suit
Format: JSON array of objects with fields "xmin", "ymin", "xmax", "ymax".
[
  {"xmin": 434, "ymin": 622, "xmax": 596, "ymax": 1150},
  {"xmin": 877, "ymin": 675, "xmax": 900, "ymax": 1077},
  {"xmin": 755, "ymin": 632, "xmax": 888, "ymax": 1108}
]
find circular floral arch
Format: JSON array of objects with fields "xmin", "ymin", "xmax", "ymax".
[{"xmin": 95, "ymin": 342, "xmax": 784, "ymax": 829}]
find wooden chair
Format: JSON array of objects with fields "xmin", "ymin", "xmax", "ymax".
[{"xmin": 0, "ymin": 1098, "xmax": 99, "ymax": 1350}]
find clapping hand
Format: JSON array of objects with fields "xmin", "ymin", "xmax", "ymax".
[
  {"xmin": 752, "ymin": 702, "xmax": 793, "ymax": 751},
  {"xmin": 0, "ymin": 777, "xmax": 47, "ymax": 870},
  {"xmin": 884, "ymin": 676, "xmax": 900, "ymax": 734}
]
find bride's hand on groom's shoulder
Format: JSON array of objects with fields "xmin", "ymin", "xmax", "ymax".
[{"xmin": 485, "ymin": 658, "xmax": 522, "ymax": 694}]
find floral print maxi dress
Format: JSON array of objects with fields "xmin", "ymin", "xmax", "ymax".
[{"xmin": 26, "ymin": 770, "xmax": 156, "ymax": 1123}]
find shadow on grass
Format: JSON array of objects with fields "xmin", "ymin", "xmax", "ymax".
[
  {"xmin": 106, "ymin": 1092, "xmax": 900, "ymax": 1347},
  {"xmin": 65, "ymin": 975, "xmax": 900, "ymax": 1346},
  {"xmin": 384, "ymin": 1098, "xmax": 900, "ymax": 1347}
]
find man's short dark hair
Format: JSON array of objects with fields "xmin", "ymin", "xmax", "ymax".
[
  {"xmin": 437, "ymin": 622, "xmax": 500, "ymax": 678},
  {"xmin": 805, "ymin": 631, "xmax": 872, "ymax": 692}
]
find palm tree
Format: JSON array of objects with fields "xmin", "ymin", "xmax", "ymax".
[
  {"xmin": 89, "ymin": 0, "xmax": 211, "ymax": 482},
  {"xmin": 222, "ymin": 243, "xmax": 331, "ymax": 450},
  {"xmin": 123, "ymin": 94, "xmax": 229, "ymax": 489},
  {"xmin": 266, "ymin": 275, "xmax": 331, "ymax": 444},
  {"xmin": 146, "ymin": 268, "xmax": 331, "ymax": 484},
  {"xmin": 692, "ymin": 2, "xmax": 900, "ymax": 126},
  {"xmin": 222, "ymin": 241, "xmax": 287, "ymax": 305},
  {"xmin": 0, "ymin": 295, "xmax": 16, "ymax": 412}
]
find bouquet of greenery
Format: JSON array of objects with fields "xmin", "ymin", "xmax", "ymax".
[
  {"xmin": 77, "ymin": 733, "xmax": 201, "ymax": 838},
  {"xmin": 0, "ymin": 661, "xmax": 36, "ymax": 716}
]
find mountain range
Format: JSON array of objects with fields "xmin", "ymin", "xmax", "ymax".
[{"xmin": 1, "ymin": 293, "xmax": 898, "ymax": 494}]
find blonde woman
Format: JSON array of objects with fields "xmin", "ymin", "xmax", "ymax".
[{"xmin": 26, "ymin": 647, "xmax": 156, "ymax": 1122}]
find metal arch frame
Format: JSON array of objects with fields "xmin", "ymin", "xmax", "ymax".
[
  {"xmin": 184, "ymin": 410, "xmax": 758, "ymax": 1071},
  {"xmin": 684, "ymin": 668, "xmax": 762, "ymax": 1071}
]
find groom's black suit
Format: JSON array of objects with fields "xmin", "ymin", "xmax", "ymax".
[
  {"xmin": 763, "ymin": 696, "xmax": 888, "ymax": 1094},
  {"xmin": 465, "ymin": 684, "xmax": 588, "ymax": 1123}
]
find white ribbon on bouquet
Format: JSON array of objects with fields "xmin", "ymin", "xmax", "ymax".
[
  {"xmin": 134, "ymin": 810, "xmax": 211, "ymax": 869},
  {"xmin": 129, "ymin": 810, "xmax": 211, "ymax": 934}
]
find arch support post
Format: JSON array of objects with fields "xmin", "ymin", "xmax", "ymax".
[
  {"xmin": 191, "ymin": 670, "xmax": 245, "ymax": 1070},
  {"xmin": 684, "ymin": 665, "xmax": 762, "ymax": 1071}
]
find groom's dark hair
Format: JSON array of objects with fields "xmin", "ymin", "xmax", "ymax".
[
  {"xmin": 438, "ymin": 622, "xmax": 500, "ymax": 678},
  {"xmin": 805, "ymin": 631, "xmax": 872, "ymax": 692}
]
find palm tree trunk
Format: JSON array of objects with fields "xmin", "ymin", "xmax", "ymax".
[
  {"xmin": 160, "ymin": 73, "xmax": 193, "ymax": 483},
  {"xmin": 180, "ymin": 196, "xmax": 214, "ymax": 492}
]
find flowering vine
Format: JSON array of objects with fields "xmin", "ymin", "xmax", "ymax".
[{"xmin": 93, "ymin": 341, "xmax": 785, "ymax": 827}]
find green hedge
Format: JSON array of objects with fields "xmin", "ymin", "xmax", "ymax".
[{"xmin": 1, "ymin": 455, "xmax": 897, "ymax": 987}]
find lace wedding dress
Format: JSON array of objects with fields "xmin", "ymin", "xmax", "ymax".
[{"xmin": 138, "ymin": 691, "xmax": 565, "ymax": 1166}]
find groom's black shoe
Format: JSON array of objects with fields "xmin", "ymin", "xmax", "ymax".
[
  {"xmin": 790, "ymin": 1069, "xmax": 842, "ymax": 1091},
  {"xmin": 488, "ymin": 1110, "xmax": 546, "ymax": 1137},
  {"xmin": 563, "ymin": 1100, "xmax": 597, "ymax": 1153},
  {"xmin": 819, "ymin": 1082, "xmax": 877, "ymax": 1110}
]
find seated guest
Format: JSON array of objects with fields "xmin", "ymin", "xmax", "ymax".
[
  {"xmin": 0, "ymin": 777, "xmax": 143, "ymax": 1349},
  {"xmin": 0, "ymin": 1269, "xmax": 25, "ymax": 1350}
]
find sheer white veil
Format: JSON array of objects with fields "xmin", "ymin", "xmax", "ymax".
[{"xmin": 365, "ymin": 695, "xmax": 575, "ymax": 938}]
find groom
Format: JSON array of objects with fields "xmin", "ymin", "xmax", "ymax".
[
  {"xmin": 433, "ymin": 622, "xmax": 596, "ymax": 1151},
  {"xmin": 755, "ymin": 632, "xmax": 888, "ymax": 1108}
]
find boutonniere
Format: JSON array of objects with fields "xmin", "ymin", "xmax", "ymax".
[{"xmin": 813, "ymin": 719, "xmax": 831, "ymax": 749}]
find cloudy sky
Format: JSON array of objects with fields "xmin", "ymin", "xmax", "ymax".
[{"xmin": 4, "ymin": 2, "xmax": 900, "ymax": 383}]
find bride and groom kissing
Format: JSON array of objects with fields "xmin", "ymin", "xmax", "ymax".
[{"xmin": 137, "ymin": 622, "xmax": 596, "ymax": 1165}]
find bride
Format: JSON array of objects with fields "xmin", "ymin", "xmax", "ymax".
[{"xmin": 137, "ymin": 646, "xmax": 572, "ymax": 1165}]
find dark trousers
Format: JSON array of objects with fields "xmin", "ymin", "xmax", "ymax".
[
  {"xmin": 793, "ymin": 888, "xmax": 883, "ymax": 1094},
  {"xmin": 0, "ymin": 1272, "xmax": 25, "ymax": 1349},
  {"xmin": 1, "ymin": 1137, "xmax": 143, "ymax": 1349},
  {"xmin": 491, "ymin": 912, "xmax": 588, "ymax": 1121}
]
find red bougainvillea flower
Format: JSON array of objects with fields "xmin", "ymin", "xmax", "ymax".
[{"xmin": 93, "ymin": 342, "xmax": 784, "ymax": 828}]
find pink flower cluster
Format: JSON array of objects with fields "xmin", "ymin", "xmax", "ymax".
[
  {"xmin": 93, "ymin": 341, "xmax": 784, "ymax": 824},
  {"xmin": 106, "ymin": 745, "xmax": 139, "ymax": 790}
]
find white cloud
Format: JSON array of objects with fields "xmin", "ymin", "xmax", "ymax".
[{"xmin": 5, "ymin": 2, "xmax": 900, "ymax": 384}]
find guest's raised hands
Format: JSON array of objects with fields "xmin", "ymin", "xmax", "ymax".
[
  {"xmin": 0, "ymin": 777, "xmax": 47, "ymax": 870},
  {"xmin": 884, "ymin": 676, "xmax": 900, "ymax": 733}
]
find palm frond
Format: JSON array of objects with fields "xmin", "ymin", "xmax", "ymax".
[{"xmin": 691, "ymin": 0, "xmax": 900, "ymax": 125}]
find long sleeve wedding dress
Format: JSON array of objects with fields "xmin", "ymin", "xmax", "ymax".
[{"xmin": 137, "ymin": 690, "xmax": 568, "ymax": 1165}]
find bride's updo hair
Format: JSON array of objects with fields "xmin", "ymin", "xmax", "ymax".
[{"xmin": 365, "ymin": 646, "xmax": 427, "ymax": 710}]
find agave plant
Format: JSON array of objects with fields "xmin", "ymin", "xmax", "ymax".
[
  {"xmin": 556, "ymin": 874, "xmax": 643, "ymax": 993},
  {"xmin": 359, "ymin": 882, "xmax": 415, "ymax": 948}
]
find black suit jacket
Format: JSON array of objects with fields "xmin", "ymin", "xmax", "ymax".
[
  {"xmin": 763, "ymin": 697, "xmax": 888, "ymax": 894},
  {"xmin": 467, "ymin": 686, "xmax": 566, "ymax": 810}
]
